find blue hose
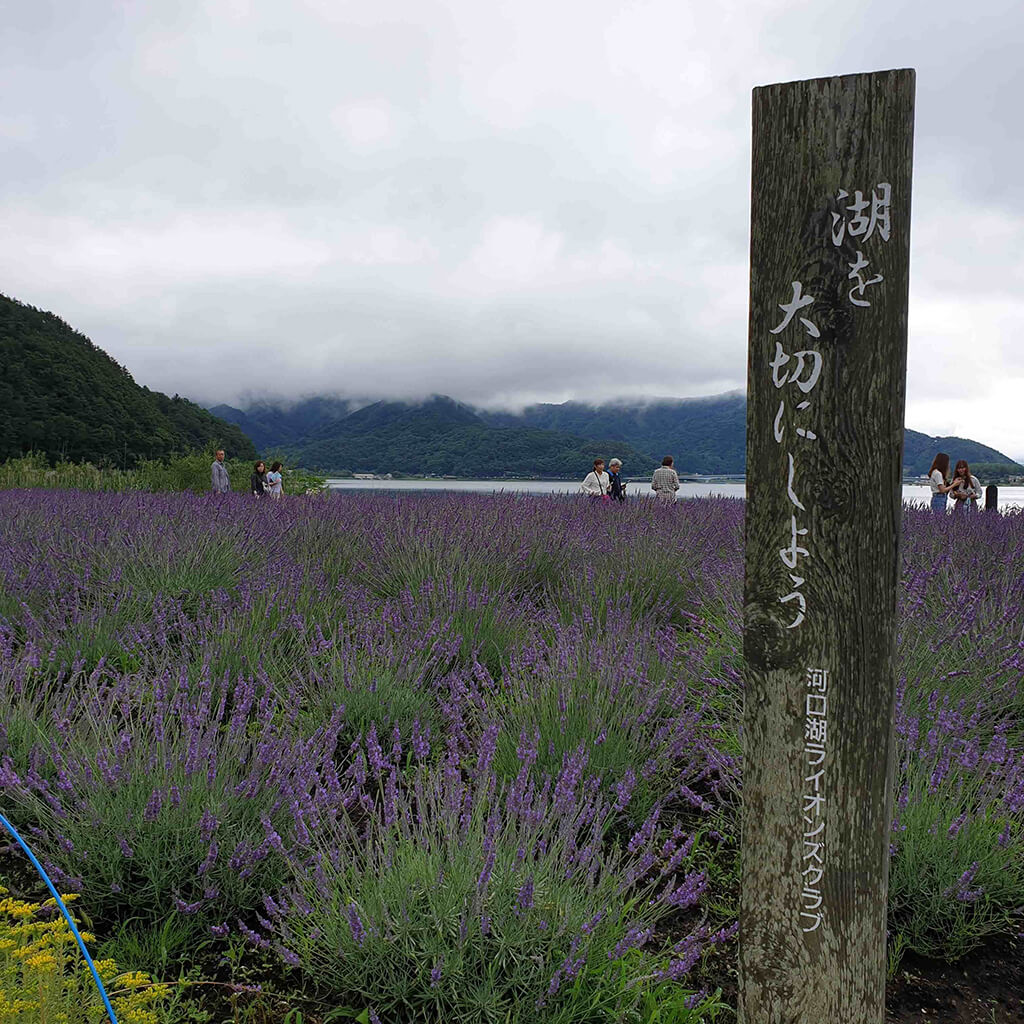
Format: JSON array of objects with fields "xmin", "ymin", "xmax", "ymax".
[{"xmin": 0, "ymin": 810, "xmax": 119, "ymax": 1024}]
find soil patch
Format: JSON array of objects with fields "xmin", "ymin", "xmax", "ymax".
[{"xmin": 886, "ymin": 933, "xmax": 1024, "ymax": 1023}]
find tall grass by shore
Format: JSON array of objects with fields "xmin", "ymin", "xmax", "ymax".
[{"xmin": 0, "ymin": 451, "xmax": 325, "ymax": 495}]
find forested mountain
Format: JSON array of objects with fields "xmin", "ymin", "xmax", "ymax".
[
  {"xmin": 900, "ymin": 431, "xmax": 1019, "ymax": 477},
  {"xmin": 9, "ymin": 282, "xmax": 1012, "ymax": 481},
  {"xmin": 481, "ymin": 393, "xmax": 747, "ymax": 475},
  {"xmin": 209, "ymin": 396, "xmax": 354, "ymax": 451},
  {"xmin": 288, "ymin": 396, "xmax": 653, "ymax": 478},
  {"xmin": 215, "ymin": 391, "xmax": 1023, "ymax": 479},
  {"xmin": 1, "ymin": 294, "xmax": 256, "ymax": 465}
]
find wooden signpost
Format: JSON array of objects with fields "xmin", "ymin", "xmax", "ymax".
[{"xmin": 740, "ymin": 70, "xmax": 915, "ymax": 1023}]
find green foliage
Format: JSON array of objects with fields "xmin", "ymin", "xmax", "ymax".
[
  {"xmin": 0, "ymin": 886, "xmax": 177, "ymax": 1024},
  {"xmin": 280, "ymin": 764, "xmax": 715, "ymax": 1024},
  {"xmin": 484, "ymin": 395, "xmax": 748, "ymax": 476},
  {"xmin": 0, "ymin": 451, "xmax": 141, "ymax": 492},
  {"xmin": 491, "ymin": 626, "xmax": 711, "ymax": 819},
  {"xmin": 1, "ymin": 670, "xmax": 306, "ymax": 969},
  {"xmin": 901, "ymin": 434, "xmax": 1023, "ymax": 479},
  {"xmin": 970, "ymin": 463, "xmax": 1023, "ymax": 484},
  {"xmin": 888, "ymin": 797, "xmax": 1022, "ymax": 962},
  {"xmin": 294, "ymin": 402, "xmax": 655, "ymax": 479},
  {"xmin": 209, "ymin": 397, "xmax": 354, "ymax": 451},
  {"xmin": 0, "ymin": 449, "xmax": 325, "ymax": 496},
  {"xmin": 0, "ymin": 292, "xmax": 257, "ymax": 466}
]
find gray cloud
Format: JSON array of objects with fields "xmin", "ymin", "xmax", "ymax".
[{"xmin": 2, "ymin": 0, "xmax": 1023, "ymax": 458}]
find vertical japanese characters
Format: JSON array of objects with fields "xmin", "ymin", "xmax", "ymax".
[
  {"xmin": 769, "ymin": 182, "xmax": 893, "ymax": 633},
  {"xmin": 833, "ymin": 183, "xmax": 891, "ymax": 308},
  {"xmin": 801, "ymin": 668, "xmax": 829, "ymax": 932},
  {"xmin": 770, "ymin": 282, "xmax": 821, "ymax": 631},
  {"xmin": 770, "ymin": 183, "xmax": 893, "ymax": 935}
]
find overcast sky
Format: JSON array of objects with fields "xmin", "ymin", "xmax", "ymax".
[{"xmin": 3, "ymin": 0, "xmax": 1023, "ymax": 458}]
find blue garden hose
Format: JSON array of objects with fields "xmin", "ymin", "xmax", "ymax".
[{"xmin": 0, "ymin": 809, "xmax": 119, "ymax": 1024}]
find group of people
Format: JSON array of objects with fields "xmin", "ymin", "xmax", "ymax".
[
  {"xmin": 580, "ymin": 456, "xmax": 681, "ymax": 502},
  {"xmin": 928, "ymin": 452, "xmax": 982, "ymax": 513},
  {"xmin": 210, "ymin": 450, "xmax": 284, "ymax": 499}
]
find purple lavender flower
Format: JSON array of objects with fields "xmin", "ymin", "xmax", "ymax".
[
  {"xmin": 347, "ymin": 903, "xmax": 367, "ymax": 946},
  {"xmin": 515, "ymin": 876, "xmax": 535, "ymax": 915}
]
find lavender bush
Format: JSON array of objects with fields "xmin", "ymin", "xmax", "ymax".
[
  {"xmin": 0, "ymin": 486, "xmax": 1022, "ymax": 1017},
  {"xmin": 270, "ymin": 748, "xmax": 733, "ymax": 1022},
  {"xmin": 0, "ymin": 659, "xmax": 350, "ymax": 950}
]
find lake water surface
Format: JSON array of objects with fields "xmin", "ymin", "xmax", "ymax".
[{"xmin": 327, "ymin": 478, "xmax": 1024, "ymax": 510}]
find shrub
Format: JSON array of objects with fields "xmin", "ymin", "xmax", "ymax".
[
  {"xmin": 0, "ymin": 887, "xmax": 172, "ymax": 1023},
  {"xmin": 268, "ymin": 752, "xmax": 734, "ymax": 1024},
  {"xmin": 888, "ymin": 679, "xmax": 1024, "ymax": 962},
  {"xmin": 0, "ymin": 666, "xmax": 350, "ymax": 967},
  {"xmin": 492, "ymin": 605, "xmax": 724, "ymax": 819}
]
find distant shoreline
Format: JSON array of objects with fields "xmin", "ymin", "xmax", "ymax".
[{"xmin": 324, "ymin": 478, "xmax": 1024, "ymax": 510}]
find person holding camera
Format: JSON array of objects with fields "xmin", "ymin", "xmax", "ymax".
[{"xmin": 607, "ymin": 458, "xmax": 627, "ymax": 502}]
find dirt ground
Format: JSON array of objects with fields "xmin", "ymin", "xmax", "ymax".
[{"xmin": 885, "ymin": 933, "xmax": 1024, "ymax": 1023}]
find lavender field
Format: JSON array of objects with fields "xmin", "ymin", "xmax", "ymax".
[{"xmin": 1, "ymin": 489, "xmax": 1023, "ymax": 1022}]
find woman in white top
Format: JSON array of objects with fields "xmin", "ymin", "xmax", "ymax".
[
  {"xmin": 927, "ymin": 452, "xmax": 958, "ymax": 513},
  {"xmin": 950, "ymin": 459, "xmax": 981, "ymax": 514},
  {"xmin": 580, "ymin": 458, "xmax": 610, "ymax": 497}
]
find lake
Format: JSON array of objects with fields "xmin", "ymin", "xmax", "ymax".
[{"xmin": 326, "ymin": 478, "xmax": 1024, "ymax": 510}]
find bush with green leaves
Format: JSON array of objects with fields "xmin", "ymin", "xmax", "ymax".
[
  {"xmin": 269, "ymin": 742, "xmax": 734, "ymax": 1024},
  {"xmin": 0, "ymin": 664, "xmax": 347, "ymax": 968}
]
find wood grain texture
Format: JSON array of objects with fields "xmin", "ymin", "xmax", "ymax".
[{"xmin": 740, "ymin": 69, "xmax": 915, "ymax": 1024}]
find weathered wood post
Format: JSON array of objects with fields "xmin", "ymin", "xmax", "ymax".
[{"xmin": 741, "ymin": 70, "xmax": 915, "ymax": 1023}]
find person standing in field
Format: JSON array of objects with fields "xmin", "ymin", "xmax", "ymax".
[
  {"xmin": 927, "ymin": 452, "xmax": 958, "ymax": 513},
  {"xmin": 266, "ymin": 461, "xmax": 284, "ymax": 500},
  {"xmin": 250, "ymin": 461, "xmax": 268, "ymax": 498},
  {"xmin": 950, "ymin": 459, "xmax": 981, "ymax": 514},
  {"xmin": 211, "ymin": 449, "xmax": 231, "ymax": 494},
  {"xmin": 607, "ymin": 458, "xmax": 626, "ymax": 502},
  {"xmin": 651, "ymin": 456, "xmax": 680, "ymax": 502},
  {"xmin": 580, "ymin": 458, "xmax": 610, "ymax": 497}
]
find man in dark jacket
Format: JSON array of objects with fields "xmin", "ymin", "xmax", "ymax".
[{"xmin": 608, "ymin": 458, "xmax": 627, "ymax": 502}]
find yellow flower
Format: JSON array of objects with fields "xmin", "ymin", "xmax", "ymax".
[
  {"xmin": 1, "ymin": 892, "xmax": 172, "ymax": 1022},
  {"xmin": 122, "ymin": 1010, "xmax": 159, "ymax": 1024},
  {"xmin": 113, "ymin": 970, "xmax": 151, "ymax": 988},
  {"xmin": 24, "ymin": 952, "xmax": 59, "ymax": 970}
]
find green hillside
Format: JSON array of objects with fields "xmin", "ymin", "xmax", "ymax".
[
  {"xmin": 484, "ymin": 394, "xmax": 747, "ymax": 474},
  {"xmin": 901, "ymin": 430, "xmax": 1020, "ymax": 478},
  {"xmin": 210, "ymin": 396, "xmax": 353, "ymax": 451},
  {"xmin": 1, "ymin": 294, "xmax": 256, "ymax": 465},
  {"xmin": 290, "ymin": 397, "xmax": 653, "ymax": 478},
  {"xmin": 217, "ymin": 391, "xmax": 1022, "ymax": 481}
]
